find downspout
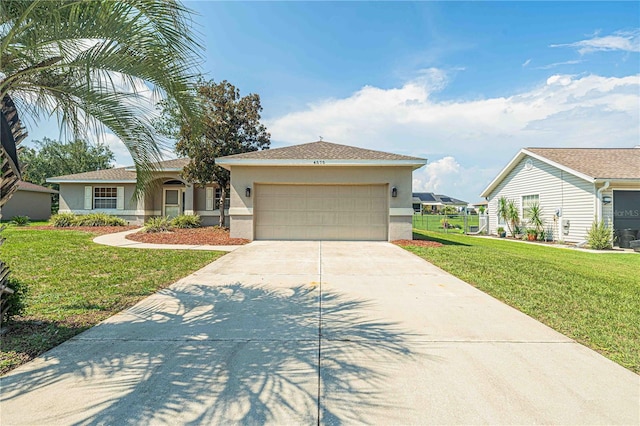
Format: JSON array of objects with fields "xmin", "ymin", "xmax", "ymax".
[{"xmin": 596, "ymin": 180, "xmax": 610, "ymax": 222}]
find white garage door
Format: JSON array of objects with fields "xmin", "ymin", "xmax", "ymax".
[{"xmin": 254, "ymin": 184, "xmax": 388, "ymax": 241}]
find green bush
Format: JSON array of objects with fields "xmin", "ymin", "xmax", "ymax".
[
  {"xmin": 171, "ymin": 214, "xmax": 201, "ymax": 229},
  {"xmin": 143, "ymin": 216, "xmax": 173, "ymax": 233},
  {"xmin": 587, "ymin": 221, "xmax": 612, "ymax": 250},
  {"xmin": 50, "ymin": 213, "xmax": 77, "ymax": 227},
  {"xmin": 1, "ymin": 277, "xmax": 27, "ymax": 323},
  {"xmin": 10, "ymin": 215, "xmax": 30, "ymax": 226},
  {"xmin": 51, "ymin": 213, "xmax": 126, "ymax": 227},
  {"xmin": 73, "ymin": 213, "xmax": 126, "ymax": 227}
]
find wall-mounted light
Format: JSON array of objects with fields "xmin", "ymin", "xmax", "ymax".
[
  {"xmin": 391, "ymin": 187, "xmax": 398, "ymax": 198},
  {"xmin": 602, "ymin": 195, "xmax": 612, "ymax": 205},
  {"xmin": 245, "ymin": 187, "xmax": 251, "ymax": 198}
]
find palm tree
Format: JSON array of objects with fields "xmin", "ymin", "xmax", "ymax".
[
  {"xmin": 0, "ymin": 0, "xmax": 201, "ymax": 323},
  {"xmin": 1, "ymin": 0, "xmax": 202, "ymax": 193}
]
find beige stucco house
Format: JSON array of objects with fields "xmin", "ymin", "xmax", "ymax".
[
  {"xmin": 0, "ymin": 181, "xmax": 58, "ymax": 221},
  {"xmin": 48, "ymin": 158, "xmax": 228, "ymax": 226},
  {"xmin": 49, "ymin": 141, "xmax": 426, "ymax": 241},
  {"xmin": 480, "ymin": 147, "xmax": 640, "ymax": 245}
]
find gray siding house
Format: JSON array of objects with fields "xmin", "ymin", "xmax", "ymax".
[
  {"xmin": 0, "ymin": 181, "xmax": 57, "ymax": 221},
  {"xmin": 480, "ymin": 148, "xmax": 640, "ymax": 245}
]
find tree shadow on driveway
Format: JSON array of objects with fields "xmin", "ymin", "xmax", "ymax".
[{"xmin": 1, "ymin": 282, "xmax": 436, "ymax": 424}]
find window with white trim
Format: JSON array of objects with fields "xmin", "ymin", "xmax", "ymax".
[
  {"xmin": 215, "ymin": 188, "xmax": 230, "ymax": 209},
  {"xmin": 94, "ymin": 187, "xmax": 118, "ymax": 209},
  {"xmin": 522, "ymin": 194, "xmax": 539, "ymax": 221}
]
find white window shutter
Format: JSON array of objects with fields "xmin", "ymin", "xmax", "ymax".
[
  {"xmin": 206, "ymin": 187, "xmax": 214, "ymax": 211},
  {"xmin": 84, "ymin": 186, "xmax": 92, "ymax": 210},
  {"xmin": 116, "ymin": 187, "xmax": 124, "ymax": 210}
]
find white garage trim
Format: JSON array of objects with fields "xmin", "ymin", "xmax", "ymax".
[{"xmin": 254, "ymin": 183, "xmax": 389, "ymax": 241}]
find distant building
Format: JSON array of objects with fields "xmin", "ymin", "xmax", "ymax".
[
  {"xmin": 412, "ymin": 192, "xmax": 468, "ymax": 214},
  {"xmin": 0, "ymin": 181, "xmax": 58, "ymax": 221}
]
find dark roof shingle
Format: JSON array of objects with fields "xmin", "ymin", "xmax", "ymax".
[
  {"xmin": 18, "ymin": 181, "xmax": 58, "ymax": 193},
  {"xmin": 218, "ymin": 141, "xmax": 425, "ymax": 161},
  {"xmin": 526, "ymin": 148, "xmax": 640, "ymax": 179}
]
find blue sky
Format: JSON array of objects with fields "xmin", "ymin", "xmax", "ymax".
[{"xmin": 25, "ymin": 1, "xmax": 640, "ymax": 203}]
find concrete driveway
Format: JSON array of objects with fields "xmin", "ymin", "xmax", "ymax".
[{"xmin": 1, "ymin": 241, "xmax": 638, "ymax": 425}]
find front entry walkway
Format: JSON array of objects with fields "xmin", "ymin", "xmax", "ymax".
[{"xmin": 1, "ymin": 241, "xmax": 638, "ymax": 424}]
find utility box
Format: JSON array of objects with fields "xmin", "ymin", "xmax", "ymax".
[{"xmin": 562, "ymin": 219, "xmax": 570, "ymax": 235}]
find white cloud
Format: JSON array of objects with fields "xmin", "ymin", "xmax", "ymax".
[
  {"xmin": 536, "ymin": 59, "xmax": 582, "ymax": 70},
  {"xmin": 267, "ymin": 70, "xmax": 640, "ymax": 202},
  {"xmin": 551, "ymin": 29, "xmax": 640, "ymax": 54},
  {"xmin": 522, "ymin": 58, "xmax": 532, "ymax": 67}
]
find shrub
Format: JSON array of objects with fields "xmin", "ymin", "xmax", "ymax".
[
  {"xmin": 0, "ymin": 277, "xmax": 27, "ymax": 323},
  {"xmin": 587, "ymin": 221, "xmax": 612, "ymax": 250},
  {"xmin": 143, "ymin": 216, "xmax": 173, "ymax": 233},
  {"xmin": 50, "ymin": 213, "xmax": 77, "ymax": 227},
  {"xmin": 72, "ymin": 213, "xmax": 126, "ymax": 227},
  {"xmin": 171, "ymin": 214, "xmax": 201, "ymax": 229},
  {"xmin": 10, "ymin": 215, "xmax": 30, "ymax": 226}
]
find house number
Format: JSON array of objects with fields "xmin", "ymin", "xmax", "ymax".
[{"xmin": 313, "ymin": 160, "xmax": 326, "ymax": 164}]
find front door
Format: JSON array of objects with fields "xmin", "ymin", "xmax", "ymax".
[{"xmin": 164, "ymin": 188, "xmax": 183, "ymax": 218}]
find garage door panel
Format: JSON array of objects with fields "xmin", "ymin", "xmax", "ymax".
[{"xmin": 255, "ymin": 184, "xmax": 388, "ymax": 241}]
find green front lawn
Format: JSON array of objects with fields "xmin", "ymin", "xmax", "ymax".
[
  {"xmin": 405, "ymin": 230, "xmax": 640, "ymax": 373},
  {"xmin": 0, "ymin": 226, "xmax": 223, "ymax": 374}
]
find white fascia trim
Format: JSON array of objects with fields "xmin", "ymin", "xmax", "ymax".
[
  {"xmin": 216, "ymin": 159, "xmax": 427, "ymax": 171},
  {"xmin": 389, "ymin": 208, "xmax": 415, "ymax": 216},
  {"xmin": 47, "ymin": 179, "xmax": 137, "ymax": 184},
  {"xmin": 123, "ymin": 166, "xmax": 184, "ymax": 172},
  {"xmin": 479, "ymin": 149, "xmax": 595, "ymax": 198},
  {"xmin": 594, "ymin": 178, "xmax": 640, "ymax": 185},
  {"xmin": 228, "ymin": 207, "xmax": 253, "ymax": 216}
]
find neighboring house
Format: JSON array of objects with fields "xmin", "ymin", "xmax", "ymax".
[
  {"xmin": 0, "ymin": 181, "xmax": 58, "ymax": 221},
  {"xmin": 216, "ymin": 141, "xmax": 426, "ymax": 241},
  {"xmin": 47, "ymin": 158, "xmax": 230, "ymax": 226},
  {"xmin": 412, "ymin": 193, "xmax": 468, "ymax": 213},
  {"xmin": 48, "ymin": 141, "xmax": 427, "ymax": 241},
  {"xmin": 480, "ymin": 147, "xmax": 640, "ymax": 244}
]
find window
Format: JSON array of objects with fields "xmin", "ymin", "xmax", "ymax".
[
  {"xmin": 522, "ymin": 194, "xmax": 539, "ymax": 221},
  {"xmin": 94, "ymin": 187, "xmax": 117, "ymax": 209},
  {"xmin": 215, "ymin": 188, "xmax": 230, "ymax": 209}
]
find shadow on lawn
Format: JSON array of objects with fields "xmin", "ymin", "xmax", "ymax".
[
  {"xmin": 412, "ymin": 232, "xmax": 471, "ymax": 246},
  {"xmin": 1, "ymin": 281, "xmax": 435, "ymax": 424}
]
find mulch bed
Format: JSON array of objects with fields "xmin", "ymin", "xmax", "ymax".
[
  {"xmin": 29, "ymin": 225, "xmax": 139, "ymax": 235},
  {"xmin": 392, "ymin": 239, "xmax": 443, "ymax": 248},
  {"xmin": 126, "ymin": 227, "xmax": 249, "ymax": 246}
]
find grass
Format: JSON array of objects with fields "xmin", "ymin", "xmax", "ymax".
[
  {"xmin": 405, "ymin": 230, "xmax": 640, "ymax": 373},
  {"xmin": 0, "ymin": 225, "xmax": 223, "ymax": 374},
  {"xmin": 412, "ymin": 214, "xmax": 479, "ymax": 234}
]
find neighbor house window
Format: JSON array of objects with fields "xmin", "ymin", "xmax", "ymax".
[
  {"xmin": 94, "ymin": 187, "xmax": 117, "ymax": 209},
  {"xmin": 522, "ymin": 194, "xmax": 539, "ymax": 221},
  {"xmin": 215, "ymin": 188, "xmax": 230, "ymax": 209}
]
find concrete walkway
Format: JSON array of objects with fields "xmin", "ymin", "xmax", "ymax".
[
  {"xmin": 1, "ymin": 241, "xmax": 638, "ymax": 424},
  {"xmin": 93, "ymin": 228, "xmax": 244, "ymax": 251}
]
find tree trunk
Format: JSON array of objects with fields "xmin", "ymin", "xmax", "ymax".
[
  {"xmin": 1, "ymin": 94, "xmax": 25, "ymax": 325},
  {"xmin": 218, "ymin": 186, "xmax": 226, "ymax": 228}
]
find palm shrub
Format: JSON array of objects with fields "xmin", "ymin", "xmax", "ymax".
[
  {"xmin": 50, "ymin": 213, "xmax": 77, "ymax": 227},
  {"xmin": 10, "ymin": 215, "xmax": 30, "ymax": 226},
  {"xmin": 587, "ymin": 221, "xmax": 613, "ymax": 250},
  {"xmin": 171, "ymin": 214, "xmax": 201, "ymax": 229},
  {"xmin": 143, "ymin": 217, "xmax": 173, "ymax": 233}
]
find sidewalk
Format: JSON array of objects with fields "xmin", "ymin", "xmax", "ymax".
[{"xmin": 93, "ymin": 228, "xmax": 245, "ymax": 252}]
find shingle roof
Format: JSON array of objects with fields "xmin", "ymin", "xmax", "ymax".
[
  {"xmin": 217, "ymin": 141, "xmax": 425, "ymax": 161},
  {"xmin": 48, "ymin": 158, "xmax": 189, "ymax": 181},
  {"xmin": 18, "ymin": 181, "xmax": 58, "ymax": 193},
  {"xmin": 526, "ymin": 148, "xmax": 640, "ymax": 179}
]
